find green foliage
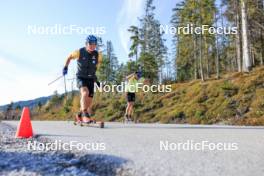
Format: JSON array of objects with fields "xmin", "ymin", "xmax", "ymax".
[
  {"xmin": 220, "ymin": 81, "xmax": 239, "ymax": 97},
  {"xmin": 171, "ymin": 0, "xmax": 216, "ymax": 81},
  {"xmin": 30, "ymin": 0, "xmax": 264, "ymax": 126},
  {"xmin": 97, "ymin": 54, "xmax": 110, "ymax": 82},
  {"xmin": 127, "ymin": 0, "xmax": 167, "ymax": 82},
  {"xmin": 138, "ymin": 52, "xmax": 159, "ymax": 81},
  {"xmin": 49, "ymin": 91, "xmax": 61, "ymax": 106},
  {"xmin": 63, "ymin": 97, "xmax": 73, "ymax": 113},
  {"xmin": 36, "ymin": 67, "xmax": 264, "ymax": 125},
  {"xmin": 97, "ymin": 41, "xmax": 119, "ymax": 83}
]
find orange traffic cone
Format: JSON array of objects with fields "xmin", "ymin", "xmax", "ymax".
[{"xmin": 16, "ymin": 107, "xmax": 33, "ymax": 138}]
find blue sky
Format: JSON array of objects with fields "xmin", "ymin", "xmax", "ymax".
[{"xmin": 0, "ymin": 0, "xmax": 177, "ymax": 105}]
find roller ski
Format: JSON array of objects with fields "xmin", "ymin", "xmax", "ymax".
[
  {"xmin": 123, "ymin": 114, "xmax": 135, "ymax": 124},
  {"xmin": 74, "ymin": 112, "xmax": 104, "ymax": 128}
]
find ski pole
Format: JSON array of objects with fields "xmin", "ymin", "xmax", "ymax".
[
  {"xmin": 48, "ymin": 75, "xmax": 64, "ymax": 86},
  {"xmin": 63, "ymin": 75, "xmax": 67, "ymax": 95}
]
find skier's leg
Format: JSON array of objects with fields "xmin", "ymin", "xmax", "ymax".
[
  {"xmin": 87, "ymin": 79, "xmax": 95, "ymax": 116},
  {"xmin": 125, "ymin": 102, "xmax": 131, "ymax": 121},
  {"xmin": 128, "ymin": 102, "xmax": 134, "ymax": 120},
  {"xmin": 87, "ymin": 97, "xmax": 93, "ymax": 117},
  {"xmin": 80, "ymin": 87, "xmax": 91, "ymax": 123},
  {"xmin": 128, "ymin": 93, "xmax": 135, "ymax": 120},
  {"xmin": 80, "ymin": 87, "xmax": 89, "ymax": 112}
]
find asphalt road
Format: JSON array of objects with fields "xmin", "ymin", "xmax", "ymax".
[{"xmin": 3, "ymin": 121, "xmax": 264, "ymax": 176}]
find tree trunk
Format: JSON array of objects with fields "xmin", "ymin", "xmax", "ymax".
[
  {"xmin": 220, "ymin": 6, "xmax": 226, "ymax": 72},
  {"xmin": 262, "ymin": 0, "xmax": 264, "ymax": 65},
  {"xmin": 251, "ymin": 45, "xmax": 255, "ymax": 66},
  {"xmin": 199, "ymin": 34, "xmax": 204, "ymax": 81},
  {"xmin": 193, "ymin": 35, "xmax": 198, "ymax": 79},
  {"xmin": 235, "ymin": 0, "xmax": 242, "ymax": 72},
  {"xmin": 260, "ymin": 28, "xmax": 264, "ymax": 66},
  {"xmin": 241, "ymin": 0, "xmax": 252, "ymax": 72},
  {"xmin": 176, "ymin": 36, "xmax": 180, "ymax": 79},
  {"xmin": 199, "ymin": 0, "xmax": 204, "ymax": 81},
  {"xmin": 214, "ymin": 13, "xmax": 220, "ymax": 79},
  {"xmin": 205, "ymin": 36, "xmax": 210, "ymax": 79}
]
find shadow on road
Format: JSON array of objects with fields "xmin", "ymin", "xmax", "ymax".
[
  {"xmin": 0, "ymin": 151, "xmax": 131, "ymax": 176},
  {"xmin": 35, "ymin": 133, "xmax": 90, "ymax": 138}
]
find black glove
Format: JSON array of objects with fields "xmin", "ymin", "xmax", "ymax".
[{"xmin": 63, "ymin": 66, "xmax": 68, "ymax": 76}]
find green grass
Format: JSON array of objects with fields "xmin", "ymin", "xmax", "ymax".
[{"xmin": 33, "ymin": 66, "xmax": 264, "ymax": 125}]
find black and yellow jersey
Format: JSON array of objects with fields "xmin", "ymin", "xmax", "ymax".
[{"xmin": 67, "ymin": 48, "xmax": 102, "ymax": 79}]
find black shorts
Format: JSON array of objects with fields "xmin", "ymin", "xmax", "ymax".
[
  {"xmin": 127, "ymin": 92, "xmax": 135, "ymax": 102},
  {"xmin": 77, "ymin": 77, "xmax": 94, "ymax": 97}
]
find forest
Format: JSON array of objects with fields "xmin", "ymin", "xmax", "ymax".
[{"xmin": 2, "ymin": 0, "xmax": 264, "ymax": 125}]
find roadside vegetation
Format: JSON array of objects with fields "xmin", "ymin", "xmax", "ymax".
[{"xmin": 31, "ymin": 66, "xmax": 264, "ymax": 126}]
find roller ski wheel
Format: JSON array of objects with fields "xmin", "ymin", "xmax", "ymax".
[
  {"xmin": 74, "ymin": 112, "xmax": 83, "ymax": 125},
  {"xmin": 81, "ymin": 120, "xmax": 104, "ymax": 128},
  {"xmin": 98, "ymin": 121, "xmax": 104, "ymax": 128},
  {"xmin": 73, "ymin": 112, "xmax": 105, "ymax": 128}
]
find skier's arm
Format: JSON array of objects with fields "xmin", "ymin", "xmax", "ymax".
[
  {"xmin": 63, "ymin": 50, "xmax": 79, "ymax": 75},
  {"xmin": 126, "ymin": 73, "xmax": 135, "ymax": 80},
  {"xmin": 64, "ymin": 50, "xmax": 80, "ymax": 67}
]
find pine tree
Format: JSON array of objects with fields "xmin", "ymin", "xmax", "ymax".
[
  {"xmin": 241, "ymin": 0, "xmax": 252, "ymax": 72},
  {"xmin": 128, "ymin": 0, "xmax": 167, "ymax": 82},
  {"xmin": 97, "ymin": 40, "xmax": 119, "ymax": 83},
  {"xmin": 171, "ymin": 0, "xmax": 216, "ymax": 81},
  {"xmin": 128, "ymin": 25, "xmax": 140, "ymax": 61}
]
